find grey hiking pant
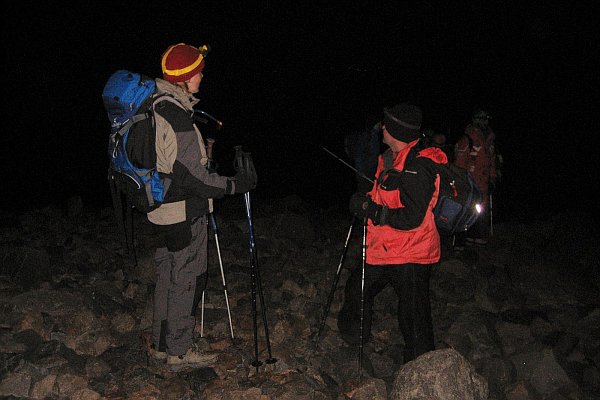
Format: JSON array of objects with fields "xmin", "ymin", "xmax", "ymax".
[{"xmin": 153, "ymin": 216, "xmax": 208, "ymax": 356}]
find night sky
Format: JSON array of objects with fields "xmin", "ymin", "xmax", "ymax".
[{"xmin": 4, "ymin": 2, "xmax": 598, "ymax": 221}]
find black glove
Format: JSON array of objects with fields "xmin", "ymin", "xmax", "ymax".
[
  {"xmin": 233, "ymin": 146, "xmax": 258, "ymax": 187},
  {"xmin": 365, "ymin": 198, "xmax": 384, "ymax": 225},
  {"xmin": 349, "ymin": 194, "xmax": 385, "ymax": 225},
  {"xmin": 349, "ymin": 192, "xmax": 368, "ymax": 218},
  {"xmin": 232, "ymin": 172, "xmax": 256, "ymax": 194}
]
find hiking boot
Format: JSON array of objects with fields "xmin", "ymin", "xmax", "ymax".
[
  {"xmin": 473, "ymin": 238, "xmax": 488, "ymax": 246},
  {"xmin": 465, "ymin": 237, "xmax": 475, "ymax": 245},
  {"xmin": 149, "ymin": 347, "xmax": 167, "ymax": 361},
  {"xmin": 167, "ymin": 348, "xmax": 219, "ymax": 372}
]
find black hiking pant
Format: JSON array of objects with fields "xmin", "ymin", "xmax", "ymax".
[{"xmin": 337, "ymin": 263, "xmax": 434, "ymax": 363}]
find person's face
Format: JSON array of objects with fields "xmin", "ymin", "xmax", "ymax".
[
  {"xmin": 473, "ymin": 117, "xmax": 489, "ymax": 129},
  {"xmin": 433, "ymin": 134, "xmax": 446, "ymax": 146},
  {"xmin": 185, "ymin": 71, "xmax": 203, "ymax": 94},
  {"xmin": 382, "ymin": 125, "xmax": 393, "ymax": 147}
]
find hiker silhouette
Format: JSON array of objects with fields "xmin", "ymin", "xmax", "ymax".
[{"xmin": 453, "ymin": 109, "xmax": 498, "ymax": 249}]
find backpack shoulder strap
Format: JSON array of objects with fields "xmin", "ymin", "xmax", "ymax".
[
  {"xmin": 114, "ymin": 93, "xmax": 170, "ymax": 138},
  {"xmin": 151, "ymin": 92, "xmax": 183, "ymax": 111},
  {"xmin": 404, "ymin": 140, "xmax": 434, "ymax": 168},
  {"xmin": 404, "ymin": 142, "xmax": 442, "ymax": 187},
  {"xmin": 152, "ymin": 92, "xmax": 174, "ymax": 104},
  {"xmin": 115, "ymin": 112, "xmax": 151, "ymax": 137}
]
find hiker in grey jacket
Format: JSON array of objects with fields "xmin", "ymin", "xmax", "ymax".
[{"xmin": 148, "ymin": 42, "xmax": 255, "ymax": 371}]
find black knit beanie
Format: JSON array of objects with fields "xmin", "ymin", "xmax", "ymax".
[{"xmin": 383, "ymin": 103, "xmax": 422, "ymax": 142}]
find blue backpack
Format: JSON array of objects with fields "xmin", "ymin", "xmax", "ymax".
[
  {"xmin": 102, "ymin": 70, "xmax": 175, "ymax": 264},
  {"xmin": 103, "ymin": 70, "xmax": 171, "ymax": 214}
]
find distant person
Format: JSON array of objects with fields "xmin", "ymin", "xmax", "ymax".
[
  {"xmin": 453, "ymin": 109, "xmax": 497, "ymax": 249},
  {"xmin": 423, "ymin": 128, "xmax": 452, "ymax": 161},
  {"xmin": 148, "ymin": 43, "xmax": 255, "ymax": 371},
  {"xmin": 344, "ymin": 119, "xmax": 383, "ymax": 193},
  {"xmin": 338, "ymin": 103, "xmax": 447, "ymax": 363}
]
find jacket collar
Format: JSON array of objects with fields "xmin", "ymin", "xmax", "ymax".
[{"xmin": 155, "ymin": 78, "xmax": 200, "ymax": 110}]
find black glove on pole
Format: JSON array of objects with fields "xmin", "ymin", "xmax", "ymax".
[
  {"xmin": 365, "ymin": 198, "xmax": 384, "ymax": 226},
  {"xmin": 349, "ymin": 193, "xmax": 385, "ymax": 226},
  {"xmin": 349, "ymin": 192, "xmax": 367, "ymax": 219},
  {"xmin": 233, "ymin": 172, "xmax": 254, "ymax": 194}
]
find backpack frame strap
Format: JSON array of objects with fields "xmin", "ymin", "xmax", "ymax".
[{"xmin": 116, "ymin": 112, "xmax": 152, "ymax": 137}]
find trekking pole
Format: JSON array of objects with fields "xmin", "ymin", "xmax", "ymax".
[
  {"xmin": 358, "ymin": 218, "xmax": 367, "ymax": 385},
  {"xmin": 199, "ymin": 138, "xmax": 234, "ymax": 340},
  {"xmin": 108, "ymin": 172, "xmax": 138, "ymax": 266},
  {"xmin": 313, "ymin": 216, "xmax": 356, "ymax": 353},
  {"xmin": 321, "ymin": 147, "xmax": 374, "ymax": 185},
  {"xmin": 489, "ymin": 193, "xmax": 494, "ymax": 236},
  {"xmin": 234, "ymin": 146, "xmax": 277, "ymax": 370},
  {"xmin": 201, "ymin": 213, "xmax": 235, "ymax": 339},
  {"xmin": 245, "ymin": 192, "xmax": 276, "ymax": 369},
  {"xmin": 108, "ymin": 174, "xmax": 126, "ymax": 245},
  {"xmin": 310, "ymin": 216, "xmax": 356, "ymax": 357},
  {"xmin": 126, "ymin": 202, "xmax": 138, "ymax": 266}
]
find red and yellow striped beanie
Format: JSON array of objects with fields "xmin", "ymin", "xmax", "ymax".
[{"xmin": 161, "ymin": 43, "xmax": 210, "ymax": 83}]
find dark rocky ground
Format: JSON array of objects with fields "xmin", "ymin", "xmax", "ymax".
[{"xmin": 1, "ymin": 195, "xmax": 599, "ymax": 399}]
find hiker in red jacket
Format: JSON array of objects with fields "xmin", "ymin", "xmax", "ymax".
[
  {"xmin": 338, "ymin": 103, "xmax": 447, "ymax": 363},
  {"xmin": 453, "ymin": 109, "xmax": 497, "ymax": 247}
]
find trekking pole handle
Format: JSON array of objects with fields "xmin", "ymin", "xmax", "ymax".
[
  {"xmin": 206, "ymin": 138, "xmax": 215, "ymax": 159},
  {"xmin": 234, "ymin": 145, "xmax": 244, "ymax": 173},
  {"xmin": 234, "ymin": 146, "xmax": 253, "ymax": 173},
  {"xmin": 234, "ymin": 145, "xmax": 258, "ymax": 187},
  {"xmin": 205, "ymin": 138, "xmax": 218, "ymax": 172}
]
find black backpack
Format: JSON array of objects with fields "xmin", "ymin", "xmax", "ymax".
[{"xmin": 406, "ymin": 142, "xmax": 483, "ymax": 236}]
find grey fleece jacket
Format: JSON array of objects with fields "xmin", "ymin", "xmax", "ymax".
[{"xmin": 147, "ymin": 79, "xmax": 233, "ymax": 225}]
